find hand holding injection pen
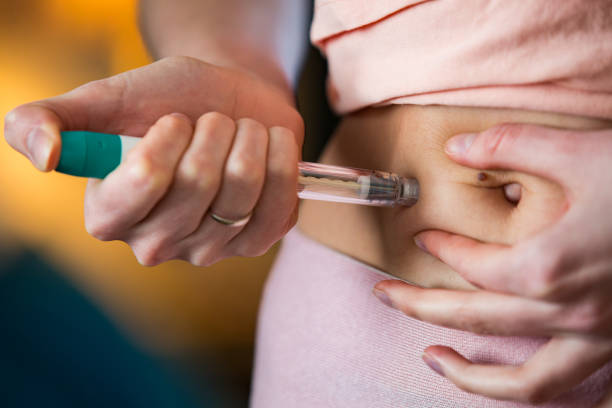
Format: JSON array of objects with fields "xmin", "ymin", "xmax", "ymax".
[{"xmin": 57, "ymin": 131, "xmax": 419, "ymax": 207}]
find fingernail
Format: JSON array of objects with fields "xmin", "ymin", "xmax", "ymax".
[
  {"xmin": 422, "ymin": 353, "xmax": 445, "ymax": 377},
  {"xmin": 414, "ymin": 235, "xmax": 429, "ymax": 254},
  {"xmin": 445, "ymin": 133, "xmax": 476, "ymax": 156},
  {"xmin": 26, "ymin": 127, "xmax": 53, "ymax": 170},
  {"xmin": 372, "ymin": 288, "xmax": 394, "ymax": 309}
]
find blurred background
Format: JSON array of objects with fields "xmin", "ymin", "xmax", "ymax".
[{"xmin": 0, "ymin": 0, "xmax": 334, "ymax": 406}]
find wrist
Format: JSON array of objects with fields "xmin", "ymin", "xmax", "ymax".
[
  {"xmin": 206, "ymin": 50, "xmax": 296, "ymax": 105},
  {"xmin": 148, "ymin": 41, "xmax": 295, "ymax": 106}
]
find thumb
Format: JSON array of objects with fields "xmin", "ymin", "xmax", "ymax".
[
  {"xmin": 4, "ymin": 103, "xmax": 63, "ymax": 171},
  {"xmin": 4, "ymin": 75, "xmax": 130, "ymax": 172},
  {"xmin": 444, "ymin": 123, "xmax": 582, "ymax": 185}
]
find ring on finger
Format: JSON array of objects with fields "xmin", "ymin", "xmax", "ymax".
[{"xmin": 210, "ymin": 211, "xmax": 252, "ymax": 227}]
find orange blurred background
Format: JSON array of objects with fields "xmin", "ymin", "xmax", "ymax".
[{"xmin": 0, "ymin": 0, "xmax": 276, "ymax": 398}]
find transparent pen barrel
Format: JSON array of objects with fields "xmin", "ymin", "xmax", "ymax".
[{"xmin": 297, "ymin": 162, "xmax": 417, "ymax": 207}]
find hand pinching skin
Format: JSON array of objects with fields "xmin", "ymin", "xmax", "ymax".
[{"xmin": 374, "ymin": 123, "xmax": 612, "ymax": 404}]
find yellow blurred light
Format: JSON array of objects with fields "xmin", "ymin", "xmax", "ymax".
[
  {"xmin": 0, "ymin": 0, "xmax": 269, "ymax": 357},
  {"xmin": 44, "ymin": 0, "xmax": 137, "ymax": 30}
]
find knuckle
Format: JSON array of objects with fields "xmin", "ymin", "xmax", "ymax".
[
  {"xmin": 268, "ymin": 146, "xmax": 298, "ymax": 183},
  {"xmin": 566, "ymin": 301, "xmax": 605, "ymax": 334},
  {"xmin": 197, "ymin": 111, "xmax": 234, "ymax": 131},
  {"xmin": 125, "ymin": 153, "xmax": 170, "ymax": 194},
  {"xmin": 527, "ymin": 252, "xmax": 564, "ymax": 298},
  {"xmin": 235, "ymin": 242, "xmax": 270, "ymax": 258},
  {"xmin": 134, "ymin": 239, "xmax": 173, "ymax": 267},
  {"xmin": 482, "ymin": 123, "xmax": 521, "ymax": 156},
  {"xmin": 237, "ymin": 117, "xmax": 267, "ymax": 135},
  {"xmin": 180, "ymin": 158, "xmax": 221, "ymax": 192},
  {"xmin": 157, "ymin": 113, "xmax": 192, "ymax": 133},
  {"xmin": 270, "ymin": 126, "xmax": 294, "ymax": 140},
  {"xmin": 226, "ymin": 154, "xmax": 263, "ymax": 187},
  {"xmin": 135, "ymin": 252, "xmax": 159, "ymax": 267},
  {"xmin": 189, "ymin": 250, "xmax": 218, "ymax": 267},
  {"xmin": 275, "ymin": 110, "xmax": 304, "ymax": 145},
  {"xmin": 85, "ymin": 217, "xmax": 116, "ymax": 241}
]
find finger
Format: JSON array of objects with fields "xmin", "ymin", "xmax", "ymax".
[
  {"xmin": 414, "ymin": 226, "xmax": 579, "ymax": 298},
  {"xmin": 210, "ymin": 117, "xmax": 268, "ymax": 220},
  {"xmin": 4, "ymin": 104, "xmax": 62, "ymax": 171},
  {"xmin": 84, "ymin": 113, "xmax": 193, "ymax": 242},
  {"xmin": 3, "ymin": 74, "xmax": 137, "ymax": 171},
  {"xmin": 179, "ymin": 118, "xmax": 268, "ymax": 266},
  {"xmin": 225, "ymin": 126, "xmax": 299, "ymax": 257},
  {"xmin": 373, "ymin": 280, "xmax": 561, "ymax": 336},
  {"xmin": 422, "ymin": 336, "xmax": 612, "ymax": 404},
  {"xmin": 125, "ymin": 113, "xmax": 235, "ymax": 265},
  {"xmin": 444, "ymin": 123, "xmax": 584, "ymax": 187},
  {"xmin": 414, "ymin": 230, "xmax": 519, "ymax": 293}
]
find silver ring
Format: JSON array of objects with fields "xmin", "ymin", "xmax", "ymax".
[{"xmin": 210, "ymin": 211, "xmax": 252, "ymax": 227}]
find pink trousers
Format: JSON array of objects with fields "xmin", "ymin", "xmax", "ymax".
[{"xmin": 250, "ymin": 228, "xmax": 612, "ymax": 407}]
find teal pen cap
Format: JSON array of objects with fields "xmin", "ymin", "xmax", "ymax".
[
  {"xmin": 57, "ymin": 131, "xmax": 137, "ymax": 178},
  {"xmin": 58, "ymin": 131, "xmax": 121, "ymax": 178},
  {"xmin": 55, "ymin": 130, "xmax": 418, "ymax": 207}
]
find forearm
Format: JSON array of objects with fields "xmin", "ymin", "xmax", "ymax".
[{"xmin": 138, "ymin": 0, "xmax": 309, "ymax": 95}]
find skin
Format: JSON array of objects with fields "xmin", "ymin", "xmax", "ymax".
[
  {"xmin": 300, "ymin": 105, "xmax": 612, "ymax": 404},
  {"xmin": 3, "ymin": 56, "xmax": 304, "ymax": 266},
  {"xmin": 5, "ymin": 0, "xmax": 612, "ymax": 404},
  {"xmin": 372, "ymin": 122, "xmax": 612, "ymax": 405},
  {"xmin": 4, "ymin": 0, "xmax": 308, "ymax": 265}
]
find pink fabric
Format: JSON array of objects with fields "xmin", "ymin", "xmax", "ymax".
[
  {"xmin": 311, "ymin": 0, "xmax": 612, "ymax": 117},
  {"xmin": 250, "ymin": 228, "xmax": 612, "ymax": 407},
  {"xmin": 251, "ymin": 3, "xmax": 612, "ymax": 405}
]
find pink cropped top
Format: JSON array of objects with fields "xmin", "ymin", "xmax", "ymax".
[{"xmin": 311, "ymin": 0, "xmax": 612, "ymax": 118}]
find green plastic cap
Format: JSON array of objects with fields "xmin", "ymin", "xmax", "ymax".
[{"xmin": 57, "ymin": 131, "xmax": 122, "ymax": 178}]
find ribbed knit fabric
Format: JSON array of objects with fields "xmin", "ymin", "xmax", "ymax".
[{"xmin": 250, "ymin": 228, "xmax": 612, "ymax": 407}]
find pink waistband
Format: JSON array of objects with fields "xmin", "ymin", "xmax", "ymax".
[{"xmin": 250, "ymin": 228, "xmax": 612, "ymax": 407}]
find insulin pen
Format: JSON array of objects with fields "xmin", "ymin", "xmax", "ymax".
[{"xmin": 56, "ymin": 131, "xmax": 419, "ymax": 207}]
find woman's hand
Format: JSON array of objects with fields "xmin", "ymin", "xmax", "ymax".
[
  {"xmin": 373, "ymin": 123, "xmax": 612, "ymax": 405},
  {"xmin": 4, "ymin": 56, "xmax": 304, "ymax": 265}
]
